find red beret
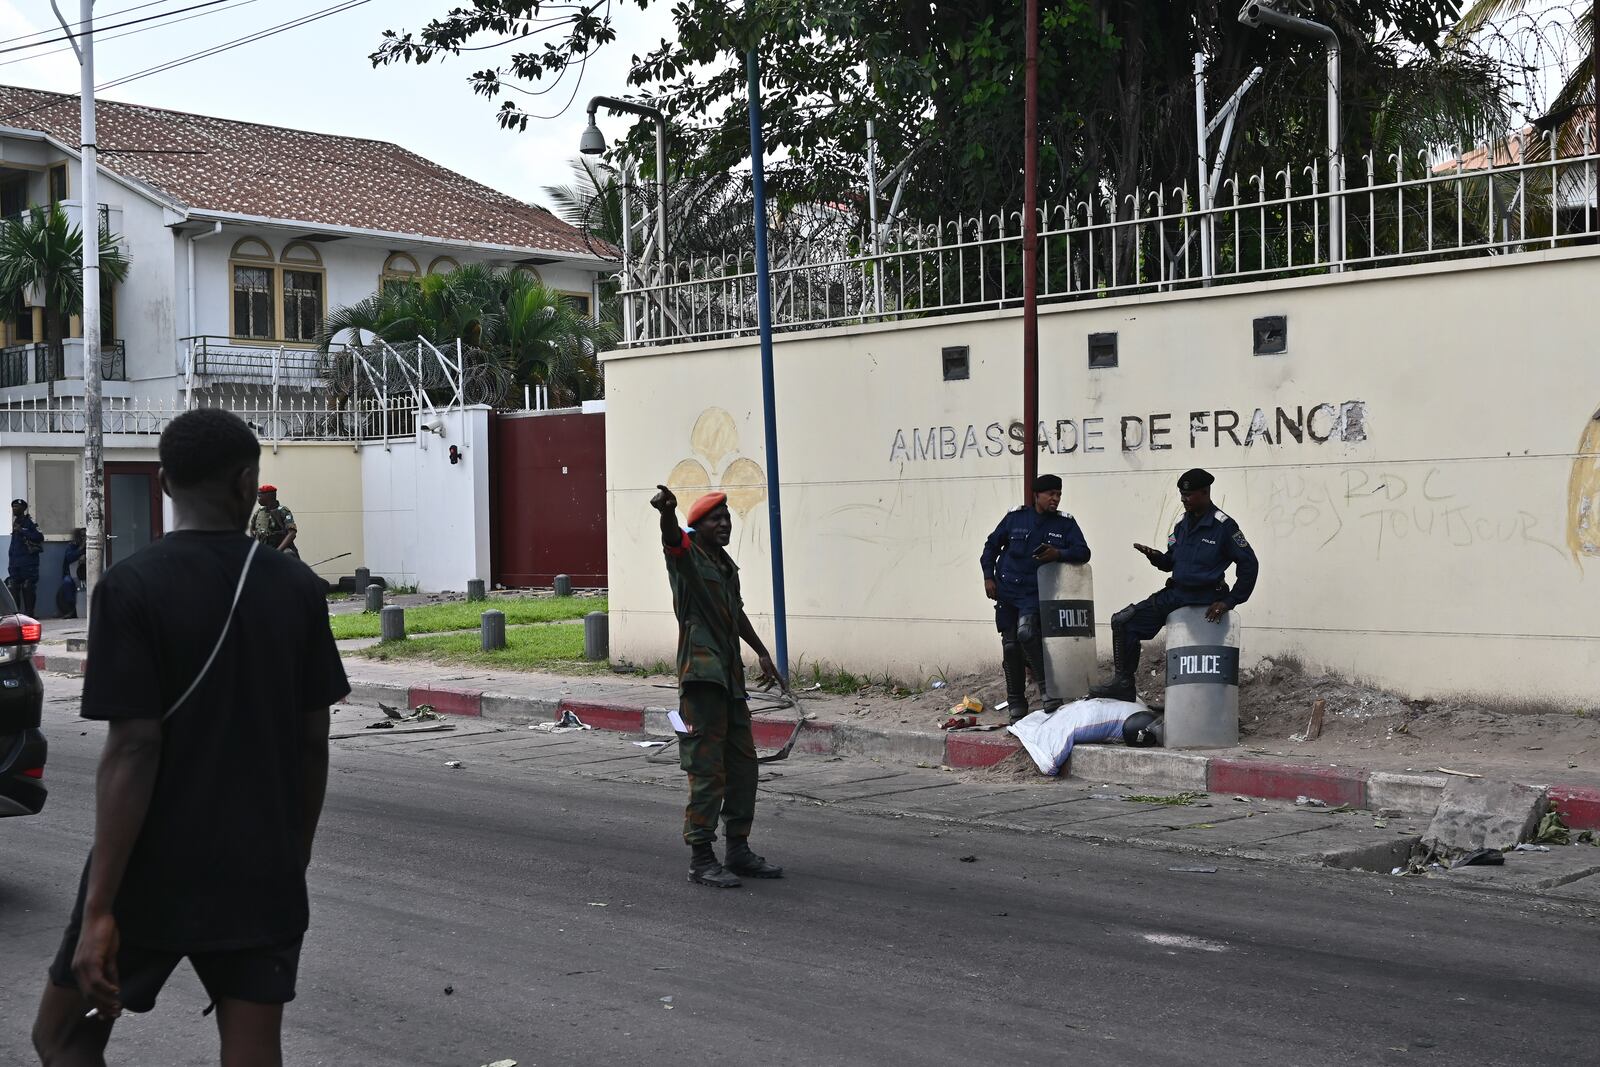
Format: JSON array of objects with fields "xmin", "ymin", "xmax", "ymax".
[
  {"xmin": 258, "ymin": 484, "xmax": 277, "ymax": 493},
  {"xmin": 685, "ymin": 492, "xmax": 728, "ymax": 527}
]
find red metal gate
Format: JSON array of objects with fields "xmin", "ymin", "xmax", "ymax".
[{"xmin": 491, "ymin": 409, "xmax": 607, "ymax": 588}]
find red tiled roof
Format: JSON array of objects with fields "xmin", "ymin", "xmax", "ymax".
[{"xmin": 0, "ymin": 85, "xmax": 614, "ymax": 260}]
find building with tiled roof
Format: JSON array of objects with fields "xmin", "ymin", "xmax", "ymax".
[
  {"xmin": 0, "ymin": 85, "xmax": 611, "ymax": 260},
  {"xmin": 0, "ymin": 87, "xmax": 616, "ymax": 577}
]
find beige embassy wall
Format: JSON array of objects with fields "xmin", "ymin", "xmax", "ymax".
[
  {"xmin": 257, "ymin": 443, "xmax": 364, "ymax": 580},
  {"xmin": 603, "ymin": 247, "xmax": 1600, "ymax": 706}
]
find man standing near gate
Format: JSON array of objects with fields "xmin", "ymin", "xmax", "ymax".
[
  {"xmin": 1089, "ymin": 468, "xmax": 1260, "ymax": 702},
  {"xmin": 980, "ymin": 474, "xmax": 1091, "ymax": 722},
  {"xmin": 250, "ymin": 485, "xmax": 299, "ymax": 558},
  {"xmin": 650, "ymin": 484, "xmax": 784, "ymax": 889},
  {"xmin": 9, "ymin": 498, "xmax": 45, "ymax": 615}
]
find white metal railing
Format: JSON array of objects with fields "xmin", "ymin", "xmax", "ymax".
[
  {"xmin": 619, "ymin": 130, "xmax": 1600, "ymax": 346},
  {"xmin": 0, "ymin": 391, "xmax": 420, "ymax": 445}
]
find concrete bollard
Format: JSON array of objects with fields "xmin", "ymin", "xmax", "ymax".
[
  {"xmin": 354, "ymin": 566, "xmax": 370, "ymax": 591},
  {"xmin": 481, "ymin": 609, "xmax": 506, "ymax": 651},
  {"xmin": 1037, "ymin": 562, "xmax": 1097, "ymax": 704},
  {"xmin": 365, "ymin": 584, "xmax": 384, "ymax": 613},
  {"xmin": 554, "ymin": 574, "xmax": 573, "ymax": 598},
  {"xmin": 379, "ymin": 605, "xmax": 406, "ymax": 642},
  {"xmin": 467, "ymin": 578, "xmax": 486, "ymax": 602},
  {"xmin": 583, "ymin": 611, "xmax": 608, "ymax": 661},
  {"xmin": 1162, "ymin": 606, "xmax": 1241, "ymax": 748}
]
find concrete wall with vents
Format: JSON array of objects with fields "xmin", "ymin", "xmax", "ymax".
[{"xmin": 600, "ymin": 247, "xmax": 1600, "ymax": 706}]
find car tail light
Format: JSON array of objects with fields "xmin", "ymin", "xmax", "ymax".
[
  {"xmin": 21, "ymin": 766, "xmax": 43, "ymax": 779},
  {"xmin": 0, "ymin": 614, "xmax": 40, "ymax": 664}
]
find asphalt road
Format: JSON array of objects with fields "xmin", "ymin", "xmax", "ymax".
[{"xmin": 3, "ymin": 683, "xmax": 1598, "ymax": 1066}]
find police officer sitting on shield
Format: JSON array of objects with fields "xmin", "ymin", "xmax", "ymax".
[
  {"xmin": 1089, "ymin": 468, "xmax": 1259, "ymax": 703},
  {"xmin": 981, "ymin": 474, "xmax": 1091, "ymax": 722}
]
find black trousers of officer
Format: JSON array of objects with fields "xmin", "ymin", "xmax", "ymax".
[
  {"xmin": 6, "ymin": 574, "xmax": 37, "ymax": 616},
  {"xmin": 995, "ymin": 601, "xmax": 1052, "ymax": 711},
  {"xmin": 1107, "ymin": 585, "xmax": 1223, "ymax": 675}
]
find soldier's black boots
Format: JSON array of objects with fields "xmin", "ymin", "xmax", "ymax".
[
  {"xmin": 1088, "ymin": 633, "xmax": 1141, "ymax": 703},
  {"xmin": 724, "ymin": 838, "xmax": 784, "ymax": 879},
  {"xmin": 688, "ymin": 843, "xmax": 741, "ymax": 888}
]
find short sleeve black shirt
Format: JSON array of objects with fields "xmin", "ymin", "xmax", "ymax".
[{"xmin": 81, "ymin": 530, "xmax": 349, "ymax": 952}]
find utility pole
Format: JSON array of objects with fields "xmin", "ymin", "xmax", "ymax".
[
  {"xmin": 1021, "ymin": 0, "xmax": 1040, "ymax": 504},
  {"xmin": 744, "ymin": 5, "xmax": 789, "ymax": 680},
  {"xmin": 56, "ymin": 0, "xmax": 105, "ymax": 603}
]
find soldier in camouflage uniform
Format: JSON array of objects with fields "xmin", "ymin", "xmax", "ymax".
[
  {"xmin": 249, "ymin": 484, "xmax": 299, "ymax": 558},
  {"xmin": 651, "ymin": 483, "xmax": 784, "ymax": 888}
]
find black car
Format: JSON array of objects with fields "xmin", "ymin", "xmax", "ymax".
[{"xmin": 0, "ymin": 582, "xmax": 45, "ymax": 817}]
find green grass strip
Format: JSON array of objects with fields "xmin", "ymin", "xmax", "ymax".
[
  {"xmin": 355, "ymin": 621, "xmax": 608, "ymax": 675},
  {"xmin": 331, "ymin": 595, "xmax": 605, "ymax": 640}
]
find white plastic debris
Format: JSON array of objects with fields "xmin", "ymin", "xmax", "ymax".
[
  {"xmin": 1295, "ymin": 796, "xmax": 1326, "ymax": 808},
  {"xmin": 445, "ymin": 760, "xmax": 463, "ymax": 769}
]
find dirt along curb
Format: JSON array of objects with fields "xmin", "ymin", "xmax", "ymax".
[{"xmin": 36, "ymin": 649, "xmax": 1600, "ymax": 831}]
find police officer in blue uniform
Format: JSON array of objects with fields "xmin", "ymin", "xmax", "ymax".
[
  {"xmin": 981, "ymin": 474, "xmax": 1091, "ymax": 721},
  {"xmin": 1090, "ymin": 468, "xmax": 1259, "ymax": 702}
]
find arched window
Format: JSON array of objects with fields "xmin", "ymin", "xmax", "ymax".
[
  {"xmin": 427, "ymin": 256, "xmax": 460, "ymax": 276},
  {"xmin": 382, "ymin": 252, "xmax": 421, "ymax": 293},
  {"xmin": 230, "ymin": 238, "xmax": 276, "ymax": 340},
  {"xmin": 280, "ymin": 242, "xmax": 326, "ymax": 343}
]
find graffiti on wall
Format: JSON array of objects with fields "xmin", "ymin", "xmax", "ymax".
[
  {"xmin": 666, "ymin": 407, "xmax": 767, "ymax": 520},
  {"xmin": 1570, "ymin": 407, "xmax": 1600, "ymax": 564},
  {"xmin": 1258, "ymin": 465, "xmax": 1569, "ymax": 562},
  {"xmin": 888, "ymin": 401, "xmax": 1367, "ymax": 463}
]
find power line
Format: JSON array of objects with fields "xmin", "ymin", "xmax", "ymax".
[
  {"xmin": 98, "ymin": 0, "xmax": 373, "ymax": 92},
  {"xmin": 0, "ymin": 0, "xmax": 183, "ymax": 49},
  {"xmin": 0, "ymin": 0, "xmax": 237, "ymax": 57},
  {"xmin": 0, "ymin": 0, "xmax": 270, "ymax": 71},
  {"xmin": 0, "ymin": 0, "xmax": 372, "ymax": 128}
]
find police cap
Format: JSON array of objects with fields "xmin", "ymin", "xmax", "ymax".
[
  {"xmin": 1176, "ymin": 468, "xmax": 1214, "ymax": 492},
  {"xmin": 1033, "ymin": 474, "xmax": 1062, "ymax": 492}
]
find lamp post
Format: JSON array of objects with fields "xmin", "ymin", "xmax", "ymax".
[
  {"xmin": 581, "ymin": 97, "xmax": 669, "ymax": 271},
  {"xmin": 1238, "ymin": 1, "xmax": 1343, "ymax": 270}
]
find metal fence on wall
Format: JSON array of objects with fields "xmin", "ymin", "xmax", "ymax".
[{"xmin": 618, "ymin": 128, "xmax": 1599, "ymax": 347}]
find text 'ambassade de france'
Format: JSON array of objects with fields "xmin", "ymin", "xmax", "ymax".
[{"xmin": 888, "ymin": 401, "xmax": 1368, "ymax": 463}]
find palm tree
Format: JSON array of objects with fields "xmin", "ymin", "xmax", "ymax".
[
  {"xmin": 0, "ymin": 204, "xmax": 131, "ymax": 394},
  {"xmin": 497, "ymin": 272, "xmax": 615, "ymax": 407},
  {"xmin": 320, "ymin": 264, "xmax": 616, "ymax": 407}
]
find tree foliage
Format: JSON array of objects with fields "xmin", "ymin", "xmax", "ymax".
[
  {"xmin": 378, "ymin": 1, "xmax": 1516, "ymax": 228},
  {"xmin": 0, "ymin": 204, "xmax": 131, "ymax": 352},
  {"xmin": 321, "ymin": 264, "xmax": 616, "ymax": 407}
]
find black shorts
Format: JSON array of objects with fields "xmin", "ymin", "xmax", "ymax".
[{"xmin": 48, "ymin": 878, "xmax": 302, "ymax": 1013}]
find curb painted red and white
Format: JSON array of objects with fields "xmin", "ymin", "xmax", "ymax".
[{"xmin": 39, "ymin": 650, "xmax": 1600, "ymax": 831}]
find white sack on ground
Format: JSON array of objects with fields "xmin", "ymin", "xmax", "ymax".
[{"xmin": 1006, "ymin": 697, "xmax": 1145, "ymax": 776}]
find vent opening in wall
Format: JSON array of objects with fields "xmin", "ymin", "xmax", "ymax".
[
  {"xmin": 1088, "ymin": 332, "xmax": 1118, "ymax": 368},
  {"xmin": 1253, "ymin": 315, "xmax": 1287, "ymax": 355},
  {"xmin": 942, "ymin": 345, "xmax": 970, "ymax": 381}
]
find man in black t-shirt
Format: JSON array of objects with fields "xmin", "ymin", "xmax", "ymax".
[{"xmin": 31, "ymin": 409, "xmax": 349, "ymax": 1066}]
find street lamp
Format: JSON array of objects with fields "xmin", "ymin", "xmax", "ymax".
[
  {"xmin": 1238, "ymin": 1, "xmax": 1343, "ymax": 270},
  {"xmin": 580, "ymin": 97, "xmax": 669, "ymax": 269}
]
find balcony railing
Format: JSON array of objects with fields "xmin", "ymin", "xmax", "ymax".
[
  {"xmin": 0, "ymin": 339, "xmax": 126, "ymax": 388},
  {"xmin": 181, "ymin": 336, "xmax": 343, "ymax": 392}
]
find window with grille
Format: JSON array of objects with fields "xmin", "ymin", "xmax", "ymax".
[
  {"xmin": 283, "ymin": 270, "xmax": 323, "ymax": 341},
  {"xmin": 233, "ymin": 266, "xmax": 273, "ymax": 339},
  {"xmin": 48, "ymin": 164, "xmax": 67, "ymax": 205}
]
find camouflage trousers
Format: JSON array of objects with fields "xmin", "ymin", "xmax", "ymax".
[{"xmin": 677, "ymin": 681, "xmax": 758, "ymax": 846}]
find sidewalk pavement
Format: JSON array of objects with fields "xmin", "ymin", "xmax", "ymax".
[{"xmin": 33, "ymin": 637, "xmax": 1600, "ymax": 834}]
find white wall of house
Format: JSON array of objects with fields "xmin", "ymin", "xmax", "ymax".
[
  {"xmin": 359, "ymin": 406, "xmax": 491, "ymax": 590},
  {"xmin": 601, "ymin": 246, "xmax": 1600, "ymax": 707}
]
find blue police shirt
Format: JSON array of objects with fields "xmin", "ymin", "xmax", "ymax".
[
  {"xmin": 1149, "ymin": 505, "xmax": 1259, "ymax": 606},
  {"xmin": 8, "ymin": 516, "xmax": 43, "ymax": 580},
  {"xmin": 980, "ymin": 506, "xmax": 1091, "ymax": 612}
]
